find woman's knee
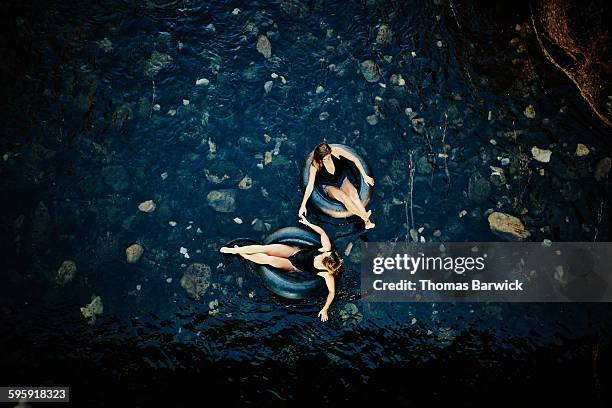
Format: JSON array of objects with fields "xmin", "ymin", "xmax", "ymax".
[
  {"xmin": 325, "ymin": 185, "xmax": 348, "ymax": 202},
  {"xmin": 341, "ymin": 179, "xmax": 358, "ymax": 195}
]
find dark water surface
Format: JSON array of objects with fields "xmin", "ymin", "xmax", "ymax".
[{"xmin": 1, "ymin": 0, "xmax": 611, "ymax": 406}]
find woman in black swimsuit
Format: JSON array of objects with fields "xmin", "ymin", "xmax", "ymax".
[
  {"xmin": 299, "ymin": 143, "xmax": 375, "ymax": 229},
  {"xmin": 220, "ymin": 218, "xmax": 342, "ymax": 322}
]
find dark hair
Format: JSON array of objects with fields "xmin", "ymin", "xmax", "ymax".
[
  {"xmin": 322, "ymin": 251, "xmax": 343, "ymax": 276},
  {"xmin": 312, "ymin": 143, "xmax": 332, "ymax": 170}
]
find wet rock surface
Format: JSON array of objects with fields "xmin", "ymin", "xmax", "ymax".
[
  {"xmin": 206, "ymin": 190, "xmax": 237, "ymax": 213},
  {"xmin": 126, "ymin": 244, "xmax": 144, "ymax": 264},
  {"xmin": 55, "ymin": 260, "xmax": 77, "ymax": 285},
  {"xmin": 80, "ymin": 296, "xmax": 103, "ymax": 324},
  {"xmin": 376, "ymin": 24, "xmax": 392, "ymax": 44},
  {"xmin": 360, "ymin": 60, "xmax": 380, "ymax": 82},
  {"xmin": 467, "ymin": 172, "xmax": 491, "ymax": 203},
  {"xmin": 180, "ymin": 263, "xmax": 211, "ymax": 299},
  {"xmin": 256, "ymin": 35, "xmax": 272, "ymax": 58},
  {"xmin": 138, "ymin": 200, "xmax": 156, "ymax": 213},
  {"xmin": 488, "ymin": 212, "xmax": 530, "ymax": 241},
  {"xmin": 144, "ymin": 51, "xmax": 173, "ymax": 77}
]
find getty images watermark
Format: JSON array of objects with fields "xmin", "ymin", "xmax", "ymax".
[{"xmin": 361, "ymin": 242, "xmax": 612, "ymax": 302}]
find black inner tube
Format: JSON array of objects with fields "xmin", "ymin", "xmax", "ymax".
[
  {"xmin": 301, "ymin": 143, "xmax": 372, "ymax": 219},
  {"xmin": 255, "ymin": 227, "xmax": 326, "ymax": 300}
]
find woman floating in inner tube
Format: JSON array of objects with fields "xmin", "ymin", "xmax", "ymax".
[
  {"xmin": 220, "ymin": 218, "xmax": 342, "ymax": 322},
  {"xmin": 299, "ymin": 143, "xmax": 375, "ymax": 229}
]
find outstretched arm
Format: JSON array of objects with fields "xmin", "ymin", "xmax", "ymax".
[
  {"xmin": 298, "ymin": 164, "xmax": 317, "ymax": 218},
  {"xmin": 317, "ymin": 274, "xmax": 335, "ymax": 322},
  {"xmin": 298, "ymin": 217, "xmax": 331, "ymax": 252},
  {"xmin": 333, "ymin": 146, "xmax": 374, "ymax": 186}
]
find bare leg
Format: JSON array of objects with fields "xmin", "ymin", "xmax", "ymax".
[
  {"xmin": 340, "ymin": 179, "xmax": 375, "ymax": 229},
  {"xmin": 326, "ymin": 185, "xmax": 368, "ymax": 220},
  {"xmin": 220, "ymin": 243, "xmax": 298, "ymax": 256},
  {"xmin": 239, "ymin": 253, "xmax": 295, "ymax": 272},
  {"xmin": 340, "ymin": 179, "xmax": 367, "ymax": 214}
]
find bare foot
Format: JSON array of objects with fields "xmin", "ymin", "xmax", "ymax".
[
  {"xmin": 365, "ymin": 220, "xmax": 376, "ymax": 230},
  {"xmin": 220, "ymin": 246, "xmax": 237, "ymax": 254}
]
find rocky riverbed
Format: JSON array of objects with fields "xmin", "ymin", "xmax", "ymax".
[{"xmin": 0, "ymin": 0, "xmax": 610, "ymax": 405}]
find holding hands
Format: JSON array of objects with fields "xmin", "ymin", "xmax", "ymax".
[{"xmin": 298, "ymin": 204, "xmax": 307, "ymax": 219}]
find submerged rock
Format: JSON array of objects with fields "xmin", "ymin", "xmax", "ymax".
[
  {"xmin": 376, "ymin": 24, "xmax": 392, "ymax": 44},
  {"xmin": 531, "ymin": 146, "xmax": 552, "ymax": 162},
  {"xmin": 339, "ymin": 302, "xmax": 363, "ymax": 326},
  {"xmin": 280, "ymin": 0, "xmax": 308, "ymax": 17},
  {"xmin": 594, "ymin": 157, "xmax": 611, "ymax": 181},
  {"xmin": 144, "ymin": 51, "xmax": 173, "ymax": 77},
  {"xmin": 126, "ymin": 243, "xmax": 144, "ymax": 263},
  {"xmin": 488, "ymin": 212, "xmax": 530, "ymax": 241},
  {"xmin": 264, "ymin": 80, "xmax": 273, "ymax": 93},
  {"xmin": 489, "ymin": 166, "xmax": 506, "ymax": 186},
  {"xmin": 264, "ymin": 151, "xmax": 273, "ymax": 165},
  {"xmin": 416, "ymin": 156, "xmax": 433, "ymax": 174},
  {"xmin": 80, "ymin": 296, "xmax": 103, "ymax": 324},
  {"xmin": 206, "ymin": 189, "xmax": 237, "ymax": 213},
  {"xmin": 180, "ymin": 263, "xmax": 212, "ymax": 299},
  {"xmin": 252, "ymin": 218, "xmax": 266, "ymax": 232},
  {"xmin": 523, "ymin": 104, "xmax": 536, "ymax": 119},
  {"xmin": 138, "ymin": 200, "xmax": 156, "ymax": 213},
  {"xmin": 256, "ymin": 35, "xmax": 272, "ymax": 58},
  {"xmin": 411, "ymin": 117, "xmax": 425, "ymax": 134},
  {"xmin": 390, "ymin": 74, "xmax": 405, "ymax": 86},
  {"xmin": 55, "ymin": 260, "xmax": 76, "ymax": 285},
  {"xmin": 238, "ymin": 175, "xmax": 253, "ymax": 190},
  {"xmin": 468, "ymin": 172, "xmax": 491, "ymax": 203},
  {"xmin": 575, "ymin": 143, "xmax": 589, "ymax": 157},
  {"xmin": 99, "ymin": 37, "xmax": 113, "ymax": 52},
  {"xmin": 360, "ymin": 60, "xmax": 380, "ymax": 82}
]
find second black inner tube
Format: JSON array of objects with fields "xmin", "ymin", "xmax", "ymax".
[{"xmin": 301, "ymin": 143, "xmax": 372, "ymax": 218}]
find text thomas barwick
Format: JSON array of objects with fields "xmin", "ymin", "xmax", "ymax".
[{"xmin": 372, "ymin": 279, "xmax": 524, "ymax": 291}]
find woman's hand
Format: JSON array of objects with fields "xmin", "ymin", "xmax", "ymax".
[
  {"xmin": 364, "ymin": 174, "xmax": 375, "ymax": 186},
  {"xmin": 318, "ymin": 308, "xmax": 329, "ymax": 322},
  {"xmin": 298, "ymin": 204, "xmax": 307, "ymax": 219}
]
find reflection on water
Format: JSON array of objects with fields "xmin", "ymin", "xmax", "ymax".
[{"xmin": 0, "ymin": 0, "xmax": 611, "ymax": 405}]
